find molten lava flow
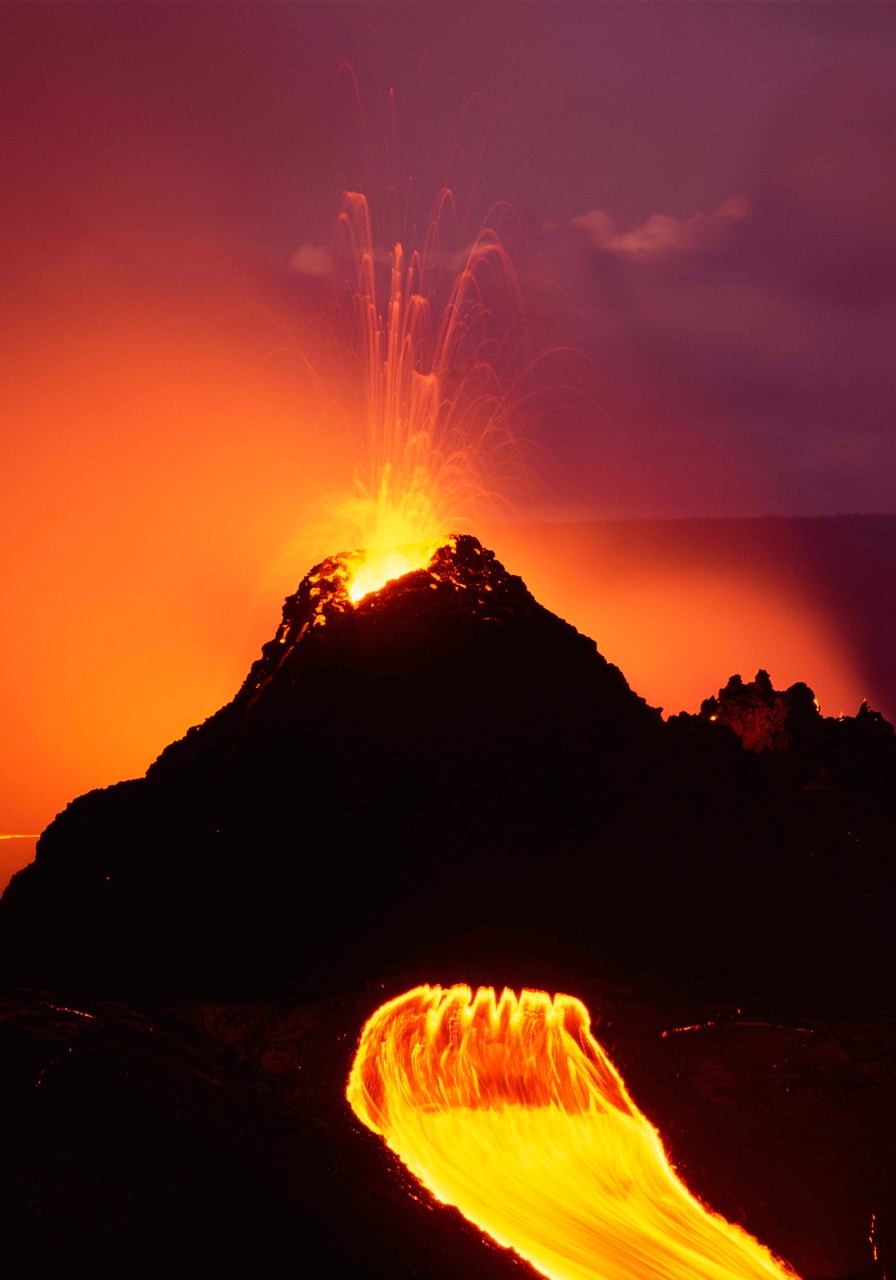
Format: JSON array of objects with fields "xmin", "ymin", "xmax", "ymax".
[{"xmin": 347, "ymin": 985, "xmax": 799, "ymax": 1280}]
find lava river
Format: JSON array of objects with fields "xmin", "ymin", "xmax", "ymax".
[{"xmin": 347, "ymin": 984, "xmax": 799, "ymax": 1280}]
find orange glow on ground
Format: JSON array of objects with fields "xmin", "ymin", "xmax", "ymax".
[{"xmin": 348, "ymin": 985, "xmax": 799, "ymax": 1280}]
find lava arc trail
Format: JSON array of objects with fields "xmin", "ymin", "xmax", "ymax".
[
  {"xmin": 326, "ymin": 189, "xmax": 526, "ymax": 600},
  {"xmin": 348, "ymin": 985, "xmax": 799, "ymax": 1280}
]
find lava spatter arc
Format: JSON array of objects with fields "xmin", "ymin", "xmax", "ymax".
[
  {"xmin": 347, "ymin": 984, "xmax": 800, "ymax": 1280},
  {"xmin": 324, "ymin": 189, "xmax": 526, "ymax": 605}
]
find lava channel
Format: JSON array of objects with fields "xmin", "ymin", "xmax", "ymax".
[{"xmin": 347, "ymin": 984, "xmax": 799, "ymax": 1280}]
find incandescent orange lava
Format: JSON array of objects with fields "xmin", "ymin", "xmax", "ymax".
[
  {"xmin": 348, "ymin": 985, "xmax": 799, "ymax": 1280},
  {"xmin": 347, "ymin": 538, "xmax": 441, "ymax": 603}
]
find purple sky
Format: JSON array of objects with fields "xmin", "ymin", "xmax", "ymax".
[{"xmin": 3, "ymin": 2, "xmax": 896, "ymax": 518}]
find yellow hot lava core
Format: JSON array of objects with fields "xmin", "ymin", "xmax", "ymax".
[
  {"xmin": 334, "ymin": 458, "xmax": 445, "ymax": 602},
  {"xmin": 347, "ymin": 539, "xmax": 442, "ymax": 603},
  {"xmin": 347, "ymin": 984, "xmax": 799, "ymax": 1280}
]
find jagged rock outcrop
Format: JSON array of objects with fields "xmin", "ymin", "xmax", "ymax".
[
  {"xmin": 693, "ymin": 669, "xmax": 896, "ymax": 848},
  {"xmin": 699, "ymin": 668, "xmax": 896, "ymax": 763},
  {"xmin": 700, "ymin": 669, "xmax": 819, "ymax": 753}
]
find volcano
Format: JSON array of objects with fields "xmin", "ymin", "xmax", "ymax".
[
  {"xmin": 1, "ymin": 536, "xmax": 894, "ymax": 1278},
  {"xmin": 1, "ymin": 534, "xmax": 894, "ymax": 1010}
]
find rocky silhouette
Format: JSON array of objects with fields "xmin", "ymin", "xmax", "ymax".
[{"xmin": 1, "ymin": 536, "xmax": 893, "ymax": 1012}]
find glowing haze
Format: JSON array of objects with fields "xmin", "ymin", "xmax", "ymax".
[{"xmin": 348, "ymin": 985, "xmax": 798, "ymax": 1280}]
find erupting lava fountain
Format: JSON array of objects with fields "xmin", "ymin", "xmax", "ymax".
[
  {"xmin": 322, "ymin": 188, "xmax": 526, "ymax": 602},
  {"xmin": 349, "ymin": 985, "xmax": 800, "ymax": 1280}
]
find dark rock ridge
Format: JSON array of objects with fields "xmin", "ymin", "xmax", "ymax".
[
  {"xmin": 700, "ymin": 667, "xmax": 895, "ymax": 760},
  {"xmin": 1, "ymin": 535, "xmax": 894, "ymax": 1010},
  {"xmin": 702, "ymin": 669, "xmax": 822, "ymax": 754}
]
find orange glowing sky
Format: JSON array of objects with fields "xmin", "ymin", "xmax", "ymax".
[{"xmin": 2, "ymin": 3, "xmax": 894, "ymax": 890}]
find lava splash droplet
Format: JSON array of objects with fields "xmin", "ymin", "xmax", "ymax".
[{"xmin": 347, "ymin": 984, "xmax": 799, "ymax": 1280}]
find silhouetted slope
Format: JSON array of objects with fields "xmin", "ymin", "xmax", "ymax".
[
  {"xmin": 1, "ymin": 536, "xmax": 893, "ymax": 1010},
  {"xmin": 0, "ymin": 538, "xmax": 658, "ymax": 997}
]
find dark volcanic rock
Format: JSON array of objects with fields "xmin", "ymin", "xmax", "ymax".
[
  {"xmin": 1, "ymin": 536, "xmax": 894, "ymax": 1012},
  {"xmin": 686, "ymin": 672, "xmax": 896, "ymax": 995},
  {"xmin": 700, "ymin": 669, "xmax": 821, "ymax": 754}
]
